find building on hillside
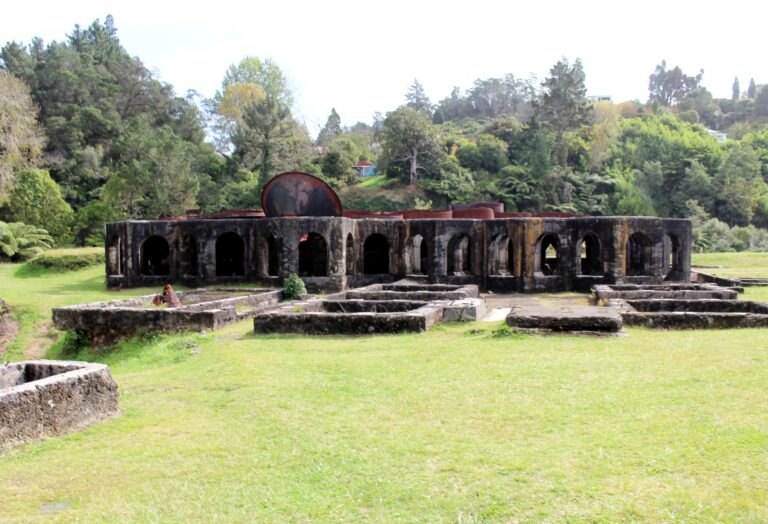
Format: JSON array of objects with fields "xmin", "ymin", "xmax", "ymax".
[
  {"xmin": 588, "ymin": 95, "xmax": 613, "ymax": 103},
  {"xmin": 706, "ymin": 129, "xmax": 727, "ymax": 143},
  {"xmin": 353, "ymin": 161, "xmax": 378, "ymax": 177}
]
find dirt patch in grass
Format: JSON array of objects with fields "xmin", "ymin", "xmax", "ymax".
[{"xmin": 0, "ymin": 309, "xmax": 18, "ymax": 359}]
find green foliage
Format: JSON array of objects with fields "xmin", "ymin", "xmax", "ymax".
[
  {"xmin": 677, "ymin": 109, "xmax": 700, "ymax": 124},
  {"xmin": 712, "ymin": 143, "xmax": 763, "ymax": 225},
  {"xmin": 102, "ymin": 117, "xmax": 200, "ymax": 219},
  {"xmin": 0, "ymin": 221, "xmax": 53, "ymax": 261},
  {"xmin": 0, "ymin": 70, "xmax": 46, "ymax": 202},
  {"xmin": 648, "ymin": 60, "xmax": 703, "ymax": 106},
  {"xmin": 320, "ymin": 135, "xmax": 364, "ymax": 187},
  {"xmin": 317, "ymin": 108, "xmax": 342, "ymax": 146},
  {"xmin": 677, "ymin": 87, "xmax": 719, "ymax": 128},
  {"xmin": 404, "ymin": 79, "xmax": 433, "ymax": 115},
  {"xmin": 24, "ymin": 247, "xmax": 104, "ymax": 272},
  {"xmin": 456, "ymin": 134, "xmax": 508, "ymax": 173},
  {"xmin": 219, "ymin": 169, "xmax": 262, "ymax": 210},
  {"xmin": 339, "ymin": 184, "xmax": 426, "ymax": 211},
  {"xmin": 72, "ymin": 200, "xmax": 123, "ymax": 246},
  {"xmin": 534, "ymin": 57, "xmax": 592, "ymax": 164},
  {"xmin": 379, "ymin": 107, "xmax": 446, "ymax": 185},
  {"xmin": 282, "ymin": 272, "xmax": 306, "ymax": 300},
  {"xmin": 1, "ymin": 17, "xmax": 208, "ymax": 212},
  {"xmin": 1, "ymin": 168, "xmax": 73, "ymax": 242}
]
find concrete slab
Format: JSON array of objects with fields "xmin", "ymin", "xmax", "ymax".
[{"xmin": 506, "ymin": 304, "xmax": 622, "ymax": 332}]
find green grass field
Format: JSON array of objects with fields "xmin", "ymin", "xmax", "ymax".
[
  {"xmin": 692, "ymin": 251, "xmax": 768, "ymax": 278},
  {"xmin": 0, "ymin": 255, "xmax": 767, "ymax": 522},
  {"xmin": 355, "ymin": 175, "xmax": 396, "ymax": 190},
  {"xmin": 0, "ymin": 261, "xmax": 159, "ymax": 361}
]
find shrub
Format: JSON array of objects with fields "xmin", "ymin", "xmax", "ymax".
[
  {"xmin": 0, "ymin": 168, "xmax": 73, "ymax": 243},
  {"xmin": 282, "ymin": 273, "xmax": 307, "ymax": 300},
  {"xmin": 25, "ymin": 248, "xmax": 105, "ymax": 272}
]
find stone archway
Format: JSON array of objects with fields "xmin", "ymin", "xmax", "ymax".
[
  {"xmin": 579, "ymin": 234, "xmax": 601, "ymax": 275},
  {"xmin": 447, "ymin": 234, "xmax": 472, "ymax": 275},
  {"xmin": 299, "ymin": 232, "xmax": 328, "ymax": 277},
  {"xmin": 537, "ymin": 234, "xmax": 559, "ymax": 276},
  {"xmin": 626, "ymin": 232, "xmax": 651, "ymax": 276}
]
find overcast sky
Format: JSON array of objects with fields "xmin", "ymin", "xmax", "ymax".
[{"xmin": 1, "ymin": 0, "xmax": 765, "ymax": 135}]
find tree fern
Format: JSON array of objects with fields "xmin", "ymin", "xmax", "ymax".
[{"xmin": 0, "ymin": 221, "xmax": 54, "ymax": 261}]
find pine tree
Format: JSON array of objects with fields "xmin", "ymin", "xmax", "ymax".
[
  {"xmin": 405, "ymin": 79, "xmax": 433, "ymax": 115},
  {"xmin": 747, "ymin": 78, "xmax": 757, "ymax": 98},
  {"xmin": 317, "ymin": 108, "xmax": 342, "ymax": 146}
]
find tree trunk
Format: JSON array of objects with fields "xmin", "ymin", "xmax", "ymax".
[{"xmin": 409, "ymin": 148, "xmax": 418, "ymax": 185}]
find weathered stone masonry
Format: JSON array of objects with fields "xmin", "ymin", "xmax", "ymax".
[{"xmin": 105, "ymin": 215, "xmax": 691, "ymax": 293}]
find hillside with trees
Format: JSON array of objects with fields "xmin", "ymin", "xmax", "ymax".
[{"xmin": 2, "ymin": 16, "xmax": 768, "ymax": 256}]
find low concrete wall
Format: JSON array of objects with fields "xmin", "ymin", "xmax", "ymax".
[
  {"xmin": 592, "ymin": 284, "xmax": 739, "ymax": 302},
  {"xmin": 0, "ymin": 360, "xmax": 119, "ymax": 450},
  {"xmin": 52, "ymin": 289, "xmax": 282, "ymax": 347},
  {"xmin": 622, "ymin": 312, "xmax": 768, "ymax": 329},
  {"xmin": 253, "ymin": 309, "xmax": 437, "ymax": 335}
]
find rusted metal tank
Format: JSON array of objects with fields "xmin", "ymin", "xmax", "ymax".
[{"xmin": 262, "ymin": 172, "xmax": 343, "ymax": 217}]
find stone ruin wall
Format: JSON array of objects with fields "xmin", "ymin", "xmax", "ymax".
[
  {"xmin": 0, "ymin": 360, "xmax": 120, "ymax": 450},
  {"xmin": 104, "ymin": 216, "xmax": 692, "ymax": 293}
]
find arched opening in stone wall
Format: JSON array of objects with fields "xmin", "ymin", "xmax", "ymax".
[
  {"xmin": 405, "ymin": 235, "xmax": 428, "ymax": 275},
  {"xmin": 663, "ymin": 233, "xmax": 680, "ymax": 279},
  {"xmin": 216, "ymin": 232, "xmax": 245, "ymax": 276},
  {"xmin": 299, "ymin": 232, "xmax": 328, "ymax": 277},
  {"xmin": 537, "ymin": 234, "xmax": 559, "ymax": 275},
  {"xmin": 364, "ymin": 233, "xmax": 390, "ymax": 274},
  {"xmin": 140, "ymin": 235, "xmax": 170, "ymax": 276},
  {"xmin": 180, "ymin": 234, "xmax": 198, "ymax": 278},
  {"xmin": 107, "ymin": 235, "xmax": 122, "ymax": 275},
  {"xmin": 579, "ymin": 234, "xmax": 601, "ymax": 275},
  {"xmin": 345, "ymin": 234, "xmax": 355, "ymax": 275},
  {"xmin": 626, "ymin": 232, "xmax": 650, "ymax": 276},
  {"xmin": 489, "ymin": 235, "xmax": 511, "ymax": 275},
  {"xmin": 266, "ymin": 235, "xmax": 279, "ymax": 276},
  {"xmin": 447, "ymin": 234, "xmax": 472, "ymax": 275}
]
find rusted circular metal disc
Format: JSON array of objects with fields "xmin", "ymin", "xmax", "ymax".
[{"xmin": 261, "ymin": 172, "xmax": 343, "ymax": 217}]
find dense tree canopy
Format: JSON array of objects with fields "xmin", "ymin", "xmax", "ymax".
[
  {"xmin": 2, "ymin": 18, "xmax": 768, "ymax": 250},
  {"xmin": 648, "ymin": 60, "xmax": 703, "ymax": 106},
  {"xmin": 0, "ymin": 71, "xmax": 46, "ymax": 202}
]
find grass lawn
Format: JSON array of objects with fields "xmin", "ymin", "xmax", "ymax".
[
  {"xmin": 355, "ymin": 175, "xmax": 396, "ymax": 190},
  {"xmin": 0, "ymin": 253, "xmax": 767, "ymax": 521},
  {"xmin": 692, "ymin": 251, "xmax": 768, "ymax": 278},
  {"xmin": 0, "ymin": 262, "xmax": 162, "ymax": 361}
]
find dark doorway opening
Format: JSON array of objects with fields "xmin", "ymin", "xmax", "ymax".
[
  {"xmin": 663, "ymin": 234, "xmax": 680, "ymax": 279},
  {"xmin": 216, "ymin": 232, "xmax": 245, "ymax": 276},
  {"xmin": 626, "ymin": 232, "xmax": 650, "ymax": 276},
  {"xmin": 580, "ymin": 234, "xmax": 601, "ymax": 275},
  {"xmin": 364, "ymin": 234, "xmax": 390, "ymax": 274},
  {"xmin": 140, "ymin": 236, "xmax": 170, "ymax": 276},
  {"xmin": 299, "ymin": 232, "xmax": 328, "ymax": 276}
]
